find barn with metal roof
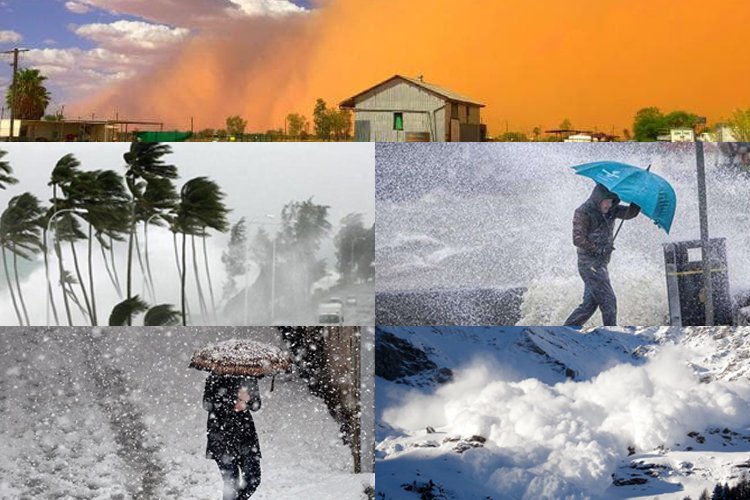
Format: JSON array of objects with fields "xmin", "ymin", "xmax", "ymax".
[{"xmin": 340, "ymin": 74, "xmax": 485, "ymax": 142}]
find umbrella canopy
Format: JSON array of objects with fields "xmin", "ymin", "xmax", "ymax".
[
  {"xmin": 189, "ymin": 339, "xmax": 292, "ymax": 376},
  {"xmin": 571, "ymin": 161, "xmax": 677, "ymax": 233}
]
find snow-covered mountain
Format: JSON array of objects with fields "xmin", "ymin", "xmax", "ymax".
[{"xmin": 375, "ymin": 326, "xmax": 750, "ymax": 500}]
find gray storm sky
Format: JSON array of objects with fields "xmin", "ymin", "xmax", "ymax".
[{"xmin": 0, "ymin": 142, "xmax": 375, "ymax": 231}]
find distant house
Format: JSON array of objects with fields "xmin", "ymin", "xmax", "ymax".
[
  {"xmin": 669, "ymin": 128, "xmax": 695, "ymax": 142},
  {"xmin": 0, "ymin": 118, "xmax": 114, "ymax": 141},
  {"xmin": 339, "ymin": 74, "xmax": 485, "ymax": 142},
  {"xmin": 0, "ymin": 118, "xmax": 165, "ymax": 141}
]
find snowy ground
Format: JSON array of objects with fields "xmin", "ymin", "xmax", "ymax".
[
  {"xmin": 0, "ymin": 327, "xmax": 373, "ymax": 499},
  {"xmin": 376, "ymin": 327, "xmax": 750, "ymax": 500}
]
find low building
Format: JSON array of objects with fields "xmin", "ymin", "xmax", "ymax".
[
  {"xmin": 0, "ymin": 118, "xmax": 165, "ymax": 141},
  {"xmin": 340, "ymin": 74, "xmax": 485, "ymax": 142},
  {"xmin": 0, "ymin": 118, "xmax": 114, "ymax": 141},
  {"xmin": 670, "ymin": 128, "xmax": 695, "ymax": 142}
]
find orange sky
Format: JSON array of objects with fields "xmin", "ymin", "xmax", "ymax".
[{"xmin": 79, "ymin": 0, "xmax": 750, "ymax": 135}]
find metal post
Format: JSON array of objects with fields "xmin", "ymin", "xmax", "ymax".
[
  {"xmin": 695, "ymin": 141, "xmax": 714, "ymax": 325},
  {"xmin": 351, "ymin": 327, "xmax": 362, "ymax": 473},
  {"xmin": 270, "ymin": 237, "xmax": 276, "ymax": 322}
]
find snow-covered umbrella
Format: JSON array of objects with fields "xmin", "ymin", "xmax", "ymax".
[{"xmin": 189, "ymin": 339, "xmax": 292, "ymax": 377}]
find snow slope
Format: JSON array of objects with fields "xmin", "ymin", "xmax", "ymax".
[
  {"xmin": 376, "ymin": 326, "xmax": 750, "ymax": 500},
  {"xmin": 0, "ymin": 327, "xmax": 373, "ymax": 499}
]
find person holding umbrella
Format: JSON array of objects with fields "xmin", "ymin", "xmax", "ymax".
[
  {"xmin": 191, "ymin": 339, "xmax": 292, "ymax": 500},
  {"xmin": 563, "ymin": 161, "xmax": 677, "ymax": 327},
  {"xmin": 564, "ymin": 183, "xmax": 640, "ymax": 326},
  {"xmin": 203, "ymin": 374, "xmax": 263, "ymax": 500}
]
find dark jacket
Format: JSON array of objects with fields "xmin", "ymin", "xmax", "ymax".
[
  {"xmin": 572, "ymin": 184, "xmax": 640, "ymax": 262},
  {"xmin": 203, "ymin": 374, "xmax": 262, "ymax": 460}
]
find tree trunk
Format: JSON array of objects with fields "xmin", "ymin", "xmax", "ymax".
[
  {"xmin": 144, "ymin": 220, "xmax": 156, "ymax": 302},
  {"xmin": 42, "ymin": 228, "xmax": 60, "ymax": 326},
  {"xmin": 181, "ymin": 231, "xmax": 187, "ymax": 326},
  {"xmin": 88, "ymin": 224, "xmax": 97, "ymax": 326},
  {"xmin": 174, "ymin": 231, "xmax": 191, "ymax": 321},
  {"xmin": 191, "ymin": 234, "xmax": 209, "ymax": 323},
  {"xmin": 133, "ymin": 228, "xmax": 150, "ymax": 301},
  {"xmin": 70, "ymin": 239, "xmax": 93, "ymax": 325},
  {"xmin": 2, "ymin": 246, "xmax": 23, "ymax": 326},
  {"xmin": 202, "ymin": 231, "xmax": 217, "ymax": 323},
  {"xmin": 100, "ymin": 240, "xmax": 121, "ymax": 297},
  {"xmin": 126, "ymin": 225, "xmax": 134, "ymax": 326},
  {"xmin": 12, "ymin": 242, "xmax": 31, "ymax": 326},
  {"xmin": 109, "ymin": 236, "xmax": 122, "ymax": 294},
  {"xmin": 55, "ymin": 233, "xmax": 73, "ymax": 326}
]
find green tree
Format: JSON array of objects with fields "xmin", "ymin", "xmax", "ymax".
[
  {"xmin": 633, "ymin": 107, "xmax": 664, "ymax": 141},
  {"xmin": 728, "ymin": 108, "xmax": 750, "ymax": 141},
  {"xmin": 286, "ymin": 113, "xmax": 308, "ymax": 139},
  {"xmin": 663, "ymin": 110, "xmax": 700, "ymax": 130},
  {"xmin": 313, "ymin": 98, "xmax": 330, "ymax": 139},
  {"xmin": 5, "ymin": 68, "xmax": 51, "ymax": 120},
  {"xmin": 496, "ymin": 131, "xmax": 529, "ymax": 142},
  {"xmin": 226, "ymin": 115, "xmax": 247, "ymax": 137},
  {"xmin": 0, "ymin": 193, "xmax": 45, "ymax": 325}
]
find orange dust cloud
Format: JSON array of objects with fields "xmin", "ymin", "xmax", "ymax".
[{"xmin": 76, "ymin": 0, "xmax": 750, "ymax": 135}]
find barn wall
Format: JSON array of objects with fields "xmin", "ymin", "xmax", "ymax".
[{"xmin": 352, "ymin": 80, "xmax": 447, "ymax": 142}]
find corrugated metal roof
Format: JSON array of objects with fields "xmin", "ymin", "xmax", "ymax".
[{"xmin": 340, "ymin": 74, "xmax": 485, "ymax": 108}]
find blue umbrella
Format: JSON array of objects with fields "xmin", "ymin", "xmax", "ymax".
[{"xmin": 571, "ymin": 161, "xmax": 677, "ymax": 234}]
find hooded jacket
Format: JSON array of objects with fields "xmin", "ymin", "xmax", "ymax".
[
  {"xmin": 572, "ymin": 184, "xmax": 640, "ymax": 261},
  {"xmin": 203, "ymin": 374, "xmax": 262, "ymax": 460}
]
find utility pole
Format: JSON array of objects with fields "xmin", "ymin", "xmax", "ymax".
[{"xmin": 2, "ymin": 48, "xmax": 30, "ymax": 142}]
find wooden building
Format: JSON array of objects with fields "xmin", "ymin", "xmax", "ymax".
[{"xmin": 340, "ymin": 74, "xmax": 485, "ymax": 142}]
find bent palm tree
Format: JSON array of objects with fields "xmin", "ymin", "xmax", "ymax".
[
  {"xmin": 108, "ymin": 296, "xmax": 181, "ymax": 326},
  {"xmin": 69, "ymin": 169, "xmax": 130, "ymax": 326},
  {"xmin": 123, "ymin": 142, "xmax": 178, "ymax": 325},
  {"xmin": 175, "ymin": 177, "xmax": 230, "ymax": 326},
  {"xmin": 0, "ymin": 193, "xmax": 45, "ymax": 325},
  {"xmin": 0, "ymin": 150, "xmax": 19, "ymax": 190}
]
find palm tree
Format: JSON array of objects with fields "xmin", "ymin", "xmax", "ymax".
[
  {"xmin": 108, "ymin": 296, "xmax": 181, "ymax": 326},
  {"xmin": 0, "ymin": 150, "xmax": 19, "ymax": 190},
  {"xmin": 0, "ymin": 193, "xmax": 45, "ymax": 325},
  {"xmin": 49, "ymin": 154, "xmax": 95, "ymax": 324},
  {"xmin": 123, "ymin": 142, "xmax": 178, "ymax": 325},
  {"xmin": 68, "ymin": 169, "xmax": 130, "ymax": 326},
  {"xmin": 175, "ymin": 177, "xmax": 230, "ymax": 326},
  {"xmin": 5, "ymin": 68, "xmax": 51, "ymax": 120}
]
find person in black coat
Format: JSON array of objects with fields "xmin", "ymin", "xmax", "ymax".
[
  {"xmin": 564, "ymin": 183, "xmax": 640, "ymax": 327},
  {"xmin": 203, "ymin": 373, "xmax": 262, "ymax": 500}
]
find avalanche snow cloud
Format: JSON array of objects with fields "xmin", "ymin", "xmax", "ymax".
[{"xmin": 379, "ymin": 345, "xmax": 750, "ymax": 499}]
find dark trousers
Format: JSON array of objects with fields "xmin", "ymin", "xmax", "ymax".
[
  {"xmin": 216, "ymin": 453, "xmax": 261, "ymax": 500},
  {"xmin": 564, "ymin": 259, "xmax": 617, "ymax": 326}
]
